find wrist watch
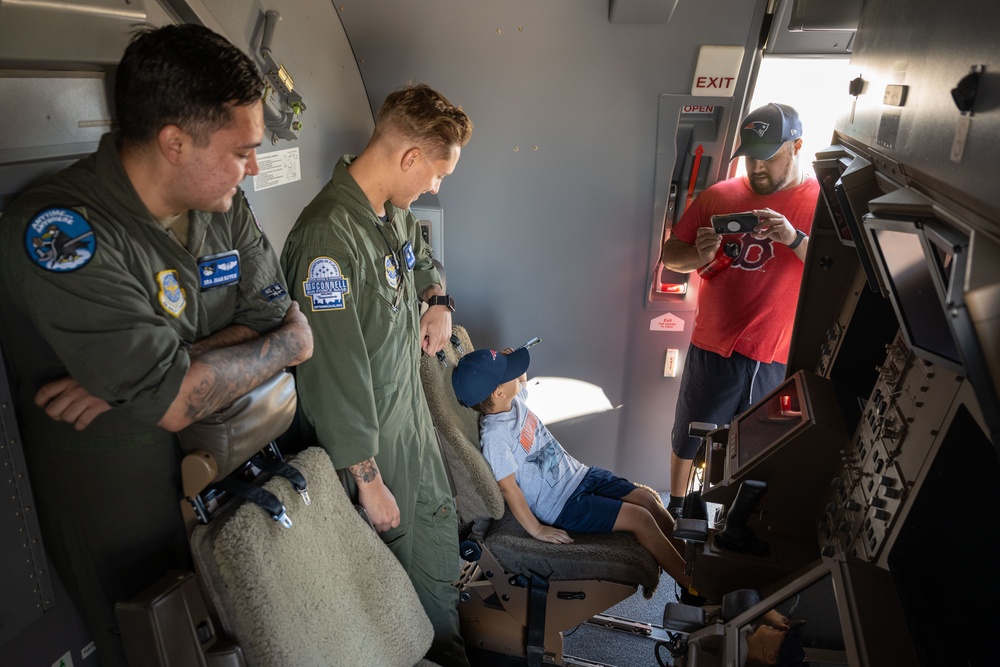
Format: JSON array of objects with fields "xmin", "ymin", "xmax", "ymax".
[
  {"xmin": 426, "ymin": 294, "xmax": 455, "ymax": 311},
  {"xmin": 787, "ymin": 229, "xmax": 808, "ymax": 250}
]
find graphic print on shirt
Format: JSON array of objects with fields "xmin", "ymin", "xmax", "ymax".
[
  {"xmin": 303, "ymin": 256, "xmax": 350, "ymax": 311},
  {"xmin": 526, "ymin": 441, "xmax": 568, "ymax": 486},
  {"xmin": 519, "ymin": 410, "xmax": 568, "ymax": 487},
  {"xmin": 731, "ymin": 236, "xmax": 775, "ymax": 272}
]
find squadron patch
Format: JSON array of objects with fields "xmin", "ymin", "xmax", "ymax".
[
  {"xmin": 384, "ymin": 255, "xmax": 400, "ymax": 289},
  {"xmin": 197, "ymin": 250, "xmax": 241, "ymax": 290},
  {"xmin": 261, "ymin": 283, "xmax": 287, "ymax": 301},
  {"xmin": 303, "ymin": 257, "xmax": 350, "ymax": 311},
  {"xmin": 24, "ymin": 207, "xmax": 96, "ymax": 272},
  {"xmin": 156, "ymin": 269, "xmax": 187, "ymax": 318}
]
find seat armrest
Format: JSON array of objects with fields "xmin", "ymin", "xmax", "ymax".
[{"xmin": 674, "ymin": 518, "xmax": 709, "ymax": 542}]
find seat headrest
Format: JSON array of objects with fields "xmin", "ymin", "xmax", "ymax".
[{"xmin": 177, "ymin": 370, "xmax": 297, "ymax": 481}]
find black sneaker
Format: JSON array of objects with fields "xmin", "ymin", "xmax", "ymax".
[{"xmin": 667, "ymin": 504, "xmax": 684, "ymax": 523}]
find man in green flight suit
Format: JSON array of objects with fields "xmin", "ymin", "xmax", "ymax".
[
  {"xmin": 0, "ymin": 25, "xmax": 313, "ymax": 667},
  {"xmin": 281, "ymin": 84, "xmax": 473, "ymax": 667}
]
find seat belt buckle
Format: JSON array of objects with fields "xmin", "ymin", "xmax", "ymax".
[{"xmin": 273, "ymin": 507, "xmax": 293, "ymax": 529}]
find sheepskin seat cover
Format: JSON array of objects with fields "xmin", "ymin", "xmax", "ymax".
[
  {"xmin": 420, "ymin": 327, "xmax": 506, "ymax": 525},
  {"xmin": 421, "ymin": 326, "xmax": 660, "ymax": 599},
  {"xmin": 191, "ymin": 447, "xmax": 436, "ymax": 667}
]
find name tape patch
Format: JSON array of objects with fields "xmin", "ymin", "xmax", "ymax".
[{"xmin": 197, "ymin": 250, "xmax": 241, "ymax": 291}]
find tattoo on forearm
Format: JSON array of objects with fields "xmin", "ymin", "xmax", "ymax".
[
  {"xmin": 182, "ymin": 323, "xmax": 303, "ymax": 421},
  {"xmin": 349, "ymin": 459, "xmax": 379, "ymax": 484}
]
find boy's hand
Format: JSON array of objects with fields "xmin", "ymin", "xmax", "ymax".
[
  {"xmin": 531, "ymin": 526, "xmax": 574, "ymax": 544},
  {"xmin": 500, "ymin": 347, "xmax": 528, "ymax": 385}
]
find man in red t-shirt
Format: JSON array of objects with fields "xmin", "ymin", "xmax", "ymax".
[{"xmin": 662, "ymin": 103, "xmax": 819, "ymax": 520}]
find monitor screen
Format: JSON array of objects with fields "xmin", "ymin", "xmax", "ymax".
[
  {"xmin": 735, "ymin": 381, "xmax": 805, "ymax": 470},
  {"xmin": 867, "ymin": 221, "xmax": 962, "ymax": 370}
]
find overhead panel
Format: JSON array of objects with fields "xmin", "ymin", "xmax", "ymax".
[
  {"xmin": 764, "ymin": 0, "xmax": 859, "ymax": 56},
  {"xmin": 0, "ymin": 0, "xmax": 146, "ymax": 69}
]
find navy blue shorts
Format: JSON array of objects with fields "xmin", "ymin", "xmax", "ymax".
[
  {"xmin": 671, "ymin": 344, "xmax": 786, "ymax": 460},
  {"xmin": 552, "ymin": 467, "xmax": 637, "ymax": 533}
]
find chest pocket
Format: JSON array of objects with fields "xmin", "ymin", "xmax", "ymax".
[{"xmin": 359, "ymin": 274, "xmax": 404, "ymax": 362}]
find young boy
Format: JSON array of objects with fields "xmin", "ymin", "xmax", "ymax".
[{"xmin": 451, "ymin": 346, "xmax": 698, "ymax": 594}]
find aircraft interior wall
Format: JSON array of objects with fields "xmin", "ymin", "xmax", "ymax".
[
  {"xmin": 2, "ymin": 0, "xmax": 999, "ymax": 665},
  {"xmin": 336, "ymin": 0, "xmax": 769, "ymax": 486}
]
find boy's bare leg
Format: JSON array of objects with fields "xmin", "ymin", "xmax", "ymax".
[
  {"xmin": 612, "ymin": 502, "xmax": 692, "ymax": 590},
  {"xmin": 622, "ymin": 488, "xmax": 686, "ymax": 554}
]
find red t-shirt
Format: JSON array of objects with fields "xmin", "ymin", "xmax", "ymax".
[{"xmin": 671, "ymin": 175, "xmax": 820, "ymax": 364}]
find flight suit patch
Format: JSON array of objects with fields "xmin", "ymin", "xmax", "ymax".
[
  {"xmin": 156, "ymin": 269, "xmax": 187, "ymax": 318},
  {"xmin": 197, "ymin": 250, "xmax": 241, "ymax": 290},
  {"xmin": 24, "ymin": 207, "xmax": 96, "ymax": 272},
  {"xmin": 385, "ymin": 255, "xmax": 400, "ymax": 289},
  {"xmin": 261, "ymin": 283, "xmax": 287, "ymax": 301},
  {"xmin": 303, "ymin": 256, "xmax": 350, "ymax": 311},
  {"xmin": 402, "ymin": 241, "xmax": 416, "ymax": 270}
]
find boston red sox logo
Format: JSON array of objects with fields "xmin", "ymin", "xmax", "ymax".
[{"xmin": 731, "ymin": 236, "xmax": 774, "ymax": 271}]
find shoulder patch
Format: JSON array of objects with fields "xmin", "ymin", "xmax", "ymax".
[
  {"xmin": 156, "ymin": 269, "xmax": 187, "ymax": 318},
  {"xmin": 303, "ymin": 257, "xmax": 350, "ymax": 311},
  {"xmin": 24, "ymin": 207, "xmax": 97, "ymax": 272}
]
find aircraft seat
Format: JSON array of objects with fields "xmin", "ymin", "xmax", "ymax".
[
  {"xmin": 189, "ymin": 446, "xmax": 440, "ymax": 667},
  {"xmin": 420, "ymin": 325, "xmax": 661, "ymax": 666},
  {"xmin": 118, "ymin": 370, "xmax": 442, "ymax": 667}
]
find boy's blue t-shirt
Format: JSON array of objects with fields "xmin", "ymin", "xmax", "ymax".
[{"xmin": 480, "ymin": 388, "xmax": 589, "ymax": 524}]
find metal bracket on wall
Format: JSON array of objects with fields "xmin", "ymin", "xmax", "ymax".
[{"xmin": 258, "ymin": 10, "xmax": 307, "ymax": 144}]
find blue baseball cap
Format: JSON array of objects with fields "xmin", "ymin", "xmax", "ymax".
[
  {"xmin": 452, "ymin": 347, "xmax": 531, "ymax": 407},
  {"xmin": 730, "ymin": 103, "xmax": 802, "ymax": 161}
]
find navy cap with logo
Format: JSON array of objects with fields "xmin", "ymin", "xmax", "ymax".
[
  {"xmin": 452, "ymin": 347, "xmax": 531, "ymax": 407},
  {"xmin": 730, "ymin": 103, "xmax": 802, "ymax": 161}
]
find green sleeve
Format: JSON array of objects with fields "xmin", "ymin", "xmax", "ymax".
[
  {"xmin": 6, "ymin": 207, "xmax": 188, "ymax": 424},
  {"xmin": 281, "ymin": 236, "xmax": 380, "ymax": 468},
  {"xmin": 229, "ymin": 190, "xmax": 291, "ymax": 332}
]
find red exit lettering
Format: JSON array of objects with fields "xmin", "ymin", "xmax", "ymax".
[
  {"xmin": 682, "ymin": 105, "xmax": 715, "ymax": 113},
  {"xmin": 695, "ymin": 76, "xmax": 735, "ymax": 89}
]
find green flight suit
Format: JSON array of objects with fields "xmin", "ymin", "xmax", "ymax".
[
  {"xmin": 0, "ymin": 134, "xmax": 290, "ymax": 667},
  {"xmin": 281, "ymin": 156, "xmax": 467, "ymax": 667}
]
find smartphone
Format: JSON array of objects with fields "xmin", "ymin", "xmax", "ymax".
[
  {"xmin": 519, "ymin": 337, "xmax": 542, "ymax": 350},
  {"xmin": 711, "ymin": 212, "xmax": 760, "ymax": 234}
]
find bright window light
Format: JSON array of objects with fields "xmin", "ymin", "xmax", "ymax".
[
  {"xmin": 522, "ymin": 376, "xmax": 615, "ymax": 425},
  {"xmin": 735, "ymin": 56, "xmax": 854, "ymax": 178}
]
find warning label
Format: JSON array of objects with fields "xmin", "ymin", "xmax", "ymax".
[{"xmin": 253, "ymin": 147, "xmax": 301, "ymax": 191}]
